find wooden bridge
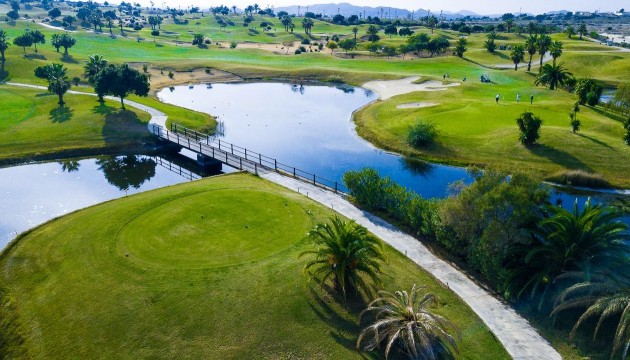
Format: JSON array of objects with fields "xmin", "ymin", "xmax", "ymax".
[{"xmin": 150, "ymin": 123, "xmax": 347, "ymax": 194}]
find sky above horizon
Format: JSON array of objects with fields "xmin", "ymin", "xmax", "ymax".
[{"xmin": 134, "ymin": 0, "xmax": 625, "ymax": 15}]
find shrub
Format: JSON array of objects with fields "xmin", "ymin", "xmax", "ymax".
[
  {"xmin": 294, "ymin": 49, "xmax": 302, "ymax": 54},
  {"xmin": 516, "ymin": 111, "xmax": 542, "ymax": 146},
  {"xmin": 624, "ymin": 118, "xmax": 630, "ymax": 145},
  {"xmin": 301, "ymin": 38, "xmax": 310, "ymax": 45},
  {"xmin": 547, "ymin": 170, "xmax": 611, "ymax": 188},
  {"xmin": 407, "ymin": 121, "xmax": 438, "ymax": 148},
  {"xmin": 229, "ymin": 41, "xmax": 237, "ymax": 49},
  {"xmin": 168, "ymin": 71, "xmax": 174, "ymax": 79}
]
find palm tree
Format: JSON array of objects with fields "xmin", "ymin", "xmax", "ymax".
[
  {"xmin": 552, "ymin": 275, "xmax": 630, "ymax": 359},
  {"xmin": 512, "ymin": 199, "xmax": 629, "ymax": 305},
  {"xmin": 525, "ymin": 35, "xmax": 538, "ymax": 72},
  {"xmin": 505, "ymin": 18, "xmax": 514, "ymax": 33},
  {"xmin": 549, "ymin": 41, "xmax": 563, "ymax": 65},
  {"xmin": 357, "ymin": 285, "xmax": 459, "ymax": 359},
  {"xmin": 352, "ymin": 26, "xmax": 359, "ymax": 42},
  {"xmin": 299, "ymin": 215, "xmax": 384, "ymax": 301},
  {"xmin": 83, "ymin": 54, "xmax": 109, "ymax": 102},
  {"xmin": 578, "ymin": 23, "xmax": 588, "ymax": 40},
  {"xmin": 44, "ymin": 63, "xmax": 72, "ymax": 106},
  {"xmin": 537, "ymin": 34, "xmax": 551, "ymax": 68},
  {"xmin": 510, "ymin": 45, "xmax": 525, "ymax": 71},
  {"xmin": 427, "ymin": 16, "xmax": 437, "ymax": 34},
  {"xmin": 301, "ymin": 17, "xmax": 314, "ymax": 35},
  {"xmin": 535, "ymin": 62, "xmax": 573, "ymax": 90},
  {"xmin": 0, "ymin": 29, "xmax": 9, "ymax": 70},
  {"xmin": 367, "ymin": 25, "xmax": 379, "ymax": 42}
]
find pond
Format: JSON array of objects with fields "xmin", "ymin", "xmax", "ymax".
[
  {"xmin": 158, "ymin": 82, "xmax": 630, "ymax": 216},
  {"xmin": 0, "ymin": 154, "xmax": 230, "ymax": 247}
]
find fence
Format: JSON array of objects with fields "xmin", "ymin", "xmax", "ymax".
[{"xmin": 150, "ymin": 123, "xmax": 348, "ymax": 194}]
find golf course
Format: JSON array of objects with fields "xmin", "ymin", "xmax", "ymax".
[{"xmin": 1, "ymin": 2, "xmax": 630, "ymax": 359}]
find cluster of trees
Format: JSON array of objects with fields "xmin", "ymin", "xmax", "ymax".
[
  {"xmin": 300, "ymin": 214, "xmax": 458, "ymax": 358},
  {"xmin": 51, "ymin": 34, "xmax": 77, "ymax": 55},
  {"xmin": 400, "ymin": 33, "xmax": 450, "ymax": 58},
  {"xmin": 344, "ymin": 167, "xmax": 630, "ymax": 357},
  {"xmin": 6, "ymin": 0, "xmax": 20, "ymax": 21},
  {"xmin": 12, "ymin": 29, "xmax": 46, "ymax": 55},
  {"xmin": 83, "ymin": 54, "xmax": 150, "ymax": 109}
]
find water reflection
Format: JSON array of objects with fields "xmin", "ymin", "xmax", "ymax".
[
  {"xmin": 59, "ymin": 160, "xmax": 80, "ymax": 173},
  {"xmin": 96, "ymin": 155, "xmax": 157, "ymax": 191},
  {"xmin": 0, "ymin": 154, "xmax": 215, "ymax": 247},
  {"xmin": 400, "ymin": 158, "xmax": 434, "ymax": 178}
]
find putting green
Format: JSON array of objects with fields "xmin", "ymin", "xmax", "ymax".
[{"xmin": 116, "ymin": 188, "xmax": 310, "ymax": 269}]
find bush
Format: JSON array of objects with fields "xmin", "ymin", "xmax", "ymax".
[
  {"xmin": 343, "ymin": 168, "xmax": 436, "ymax": 237},
  {"xmin": 547, "ymin": 170, "xmax": 611, "ymax": 188},
  {"xmin": 624, "ymin": 119, "xmax": 630, "ymax": 145},
  {"xmin": 301, "ymin": 38, "xmax": 310, "ymax": 45},
  {"xmin": 294, "ymin": 49, "xmax": 302, "ymax": 54},
  {"xmin": 407, "ymin": 121, "xmax": 438, "ymax": 148},
  {"xmin": 516, "ymin": 111, "xmax": 542, "ymax": 146}
]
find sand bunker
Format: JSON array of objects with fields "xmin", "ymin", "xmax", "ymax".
[
  {"xmin": 396, "ymin": 102, "xmax": 438, "ymax": 109},
  {"xmin": 363, "ymin": 76, "xmax": 460, "ymax": 100}
]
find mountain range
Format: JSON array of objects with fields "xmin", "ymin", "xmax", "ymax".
[{"xmin": 274, "ymin": 3, "xmax": 482, "ymax": 20}]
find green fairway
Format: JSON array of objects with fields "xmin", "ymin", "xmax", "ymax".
[
  {"xmin": 0, "ymin": 86, "xmax": 151, "ymax": 160},
  {"xmin": 0, "ymin": 173, "xmax": 508, "ymax": 358},
  {"xmin": 355, "ymin": 80, "xmax": 630, "ymax": 187},
  {"xmin": 0, "ymin": 85, "xmax": 215, "ymax": 161}
]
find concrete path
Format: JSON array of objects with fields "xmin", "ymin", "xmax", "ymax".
[
  {"xmin": 260, "ymin": 171, "xmax": 561, "ymax": 360},
  {"xmin": 3, "ymin": 81, "xmax": 562, "ymax": 359}
]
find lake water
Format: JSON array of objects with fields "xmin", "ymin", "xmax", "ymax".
[{"xmin": 0, "ymin": 154, "xmax": 230, "ymax": 247}]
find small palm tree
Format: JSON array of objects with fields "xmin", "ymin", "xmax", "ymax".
[
  {"xmin": 535, "ymin": 62, "xmax": 573, "ymax": 90},
  {"xmin": 352, "ymin": 26, "xmax": 359, "ymax": 42},
  {"xmin": 357, "ymin": 285, "xmax": 459, "ymax": 359},
  {"xmin": 83, "ymin": 54, "xmax": 109, "ymax": 102},
  {"xmin": 537, "ymin": 34, "xmax": 552, "ymax": 68},
  {"xmin": 367, "ymin": 25, "xmax": 379, "ymax": 42},
  {"xmin": 512, "ymin": 199, "xmax": 629, "ymax": 306},
  {"xmin": 0, "ymin": 29, "xmax": 9, "ymax": 70},
  {"xmin": 299, "ymin": 215, "xmax": 384, "ymax": 300},
  {"xmin": 578, "ymin": 23, "xmax": 588, "ymax": 40},
  {"xmin": 525, "ymin": 35, "xmax": 538, "ymax": 72},
  {"xmin": 510, "ymin": 45, "xmax": 525, "ymax": 71},
  {"xmin": 549, "ymin": 41, "xmax": 563, "ymax": 65},
  {"xmin": 552, "ymin": 275, "xmax": 630, "ymax": 359},
  {"xmin": 44, "ymin": 63, "xmax": 71, "ymax": 106}
]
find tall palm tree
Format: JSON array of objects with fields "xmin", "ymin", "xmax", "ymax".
[
  {"xmin": 511, "ymin": 199, "xmax": 629, "ymax": 305},
  {"xmin": 510, "ymin": 44, "xmax": 525, "ymax": 71},
  {"xmin": 357, "ymin": 285, "xmax": 459, "ymax": 359},
  {"xmin": 45, "ymin": 63, "xmax": 72, "ymax": 106},
  {"xmin": 537, "ymin": 34, "xmax": 552, "ymax": 68},
  {"xmin": 578, "ymin": 23, "xmax": 588, "ymax": 40},
  {"xmin": 83, "ymin": 54, "xmax": 109, "ymax": 102},
  {"xmin": 552, "ymin": 275, "xmax": 630, "ymax": 359},
  {"xmin": 525, "ymin": 35, "xmax": 537, "ymax": 72},
  {"xmin": 366, "ymin": 25, "xmax": 379, "ymax": 42},
  {"xmin": 549, "ymin": 41, "xmax": 563, "ymax": 65},
  {"xmin": 301, "ymin": 17, "xmax": 314, "ymax": 35},
  {"xmin": 0, "ymin": 29, "xmax": 9, "ymax": 70},
  {"xmin": 535, "ymin": 62, "xmax": 573, "ymax": 90},
  {"xmin": 352, "ymin": 26, "xmax": 359, "ymax": 42},
  {"xmin": 299, "ymin": 215, "xmax": 384, "ymax": 301}
]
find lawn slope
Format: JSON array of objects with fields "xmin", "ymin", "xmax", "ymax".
[{"xmin": 0, "ymin": 173, "xmax": 508, "ymax": 359}]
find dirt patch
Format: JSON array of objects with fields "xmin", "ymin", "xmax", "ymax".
[
  {"xmin": 396, "ymin": 102, "xmax": 438, "ymax": 109},
  {"xmin": 363, "ymin": 76, "xmax": 460, "ymax": 100},
  {"xmin": 127, "ymin": 64, "xmax": 242, "ymax": 95}
]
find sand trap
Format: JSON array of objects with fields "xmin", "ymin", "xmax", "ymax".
[
  {"xmin": 396, "ymin": 102, "xmax": 438, "ymax": 109},
  {"xmin": 363, "ymin": 76, "xmax": 460, "ymax": 100}
]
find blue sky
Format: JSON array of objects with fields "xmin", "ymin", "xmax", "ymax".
[{"xmin": 138, "ymin": 0, "xmax": 625, "ymax": 14}]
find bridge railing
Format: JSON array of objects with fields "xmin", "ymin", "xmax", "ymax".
[{"xmin": 155, "ymin": 123, "xmax": 348, "ymax": 194}]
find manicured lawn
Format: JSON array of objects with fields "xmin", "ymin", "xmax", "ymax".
[
  {"xmin": 0, "ymin": 86, "xmax": 151, "ymax": 160},
  {"xmin": 0, "ymin": 173, "xmax": 508, "ymax": 359},
  {"xmin": 354, "ymin": 78, "xmax": 630, "ymax": 187}
]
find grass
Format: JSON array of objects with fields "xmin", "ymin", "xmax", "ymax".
[
  {"xmin": 354, "ymin": 73, "xmax": 630, "ymax": 187},
  {"xmin": 0, "ymin": 85, "xmax": 152, "ymax": 161},
  {"xmin": 0, "ymin": 173, "xmax": 508, "ymax": 359}
]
